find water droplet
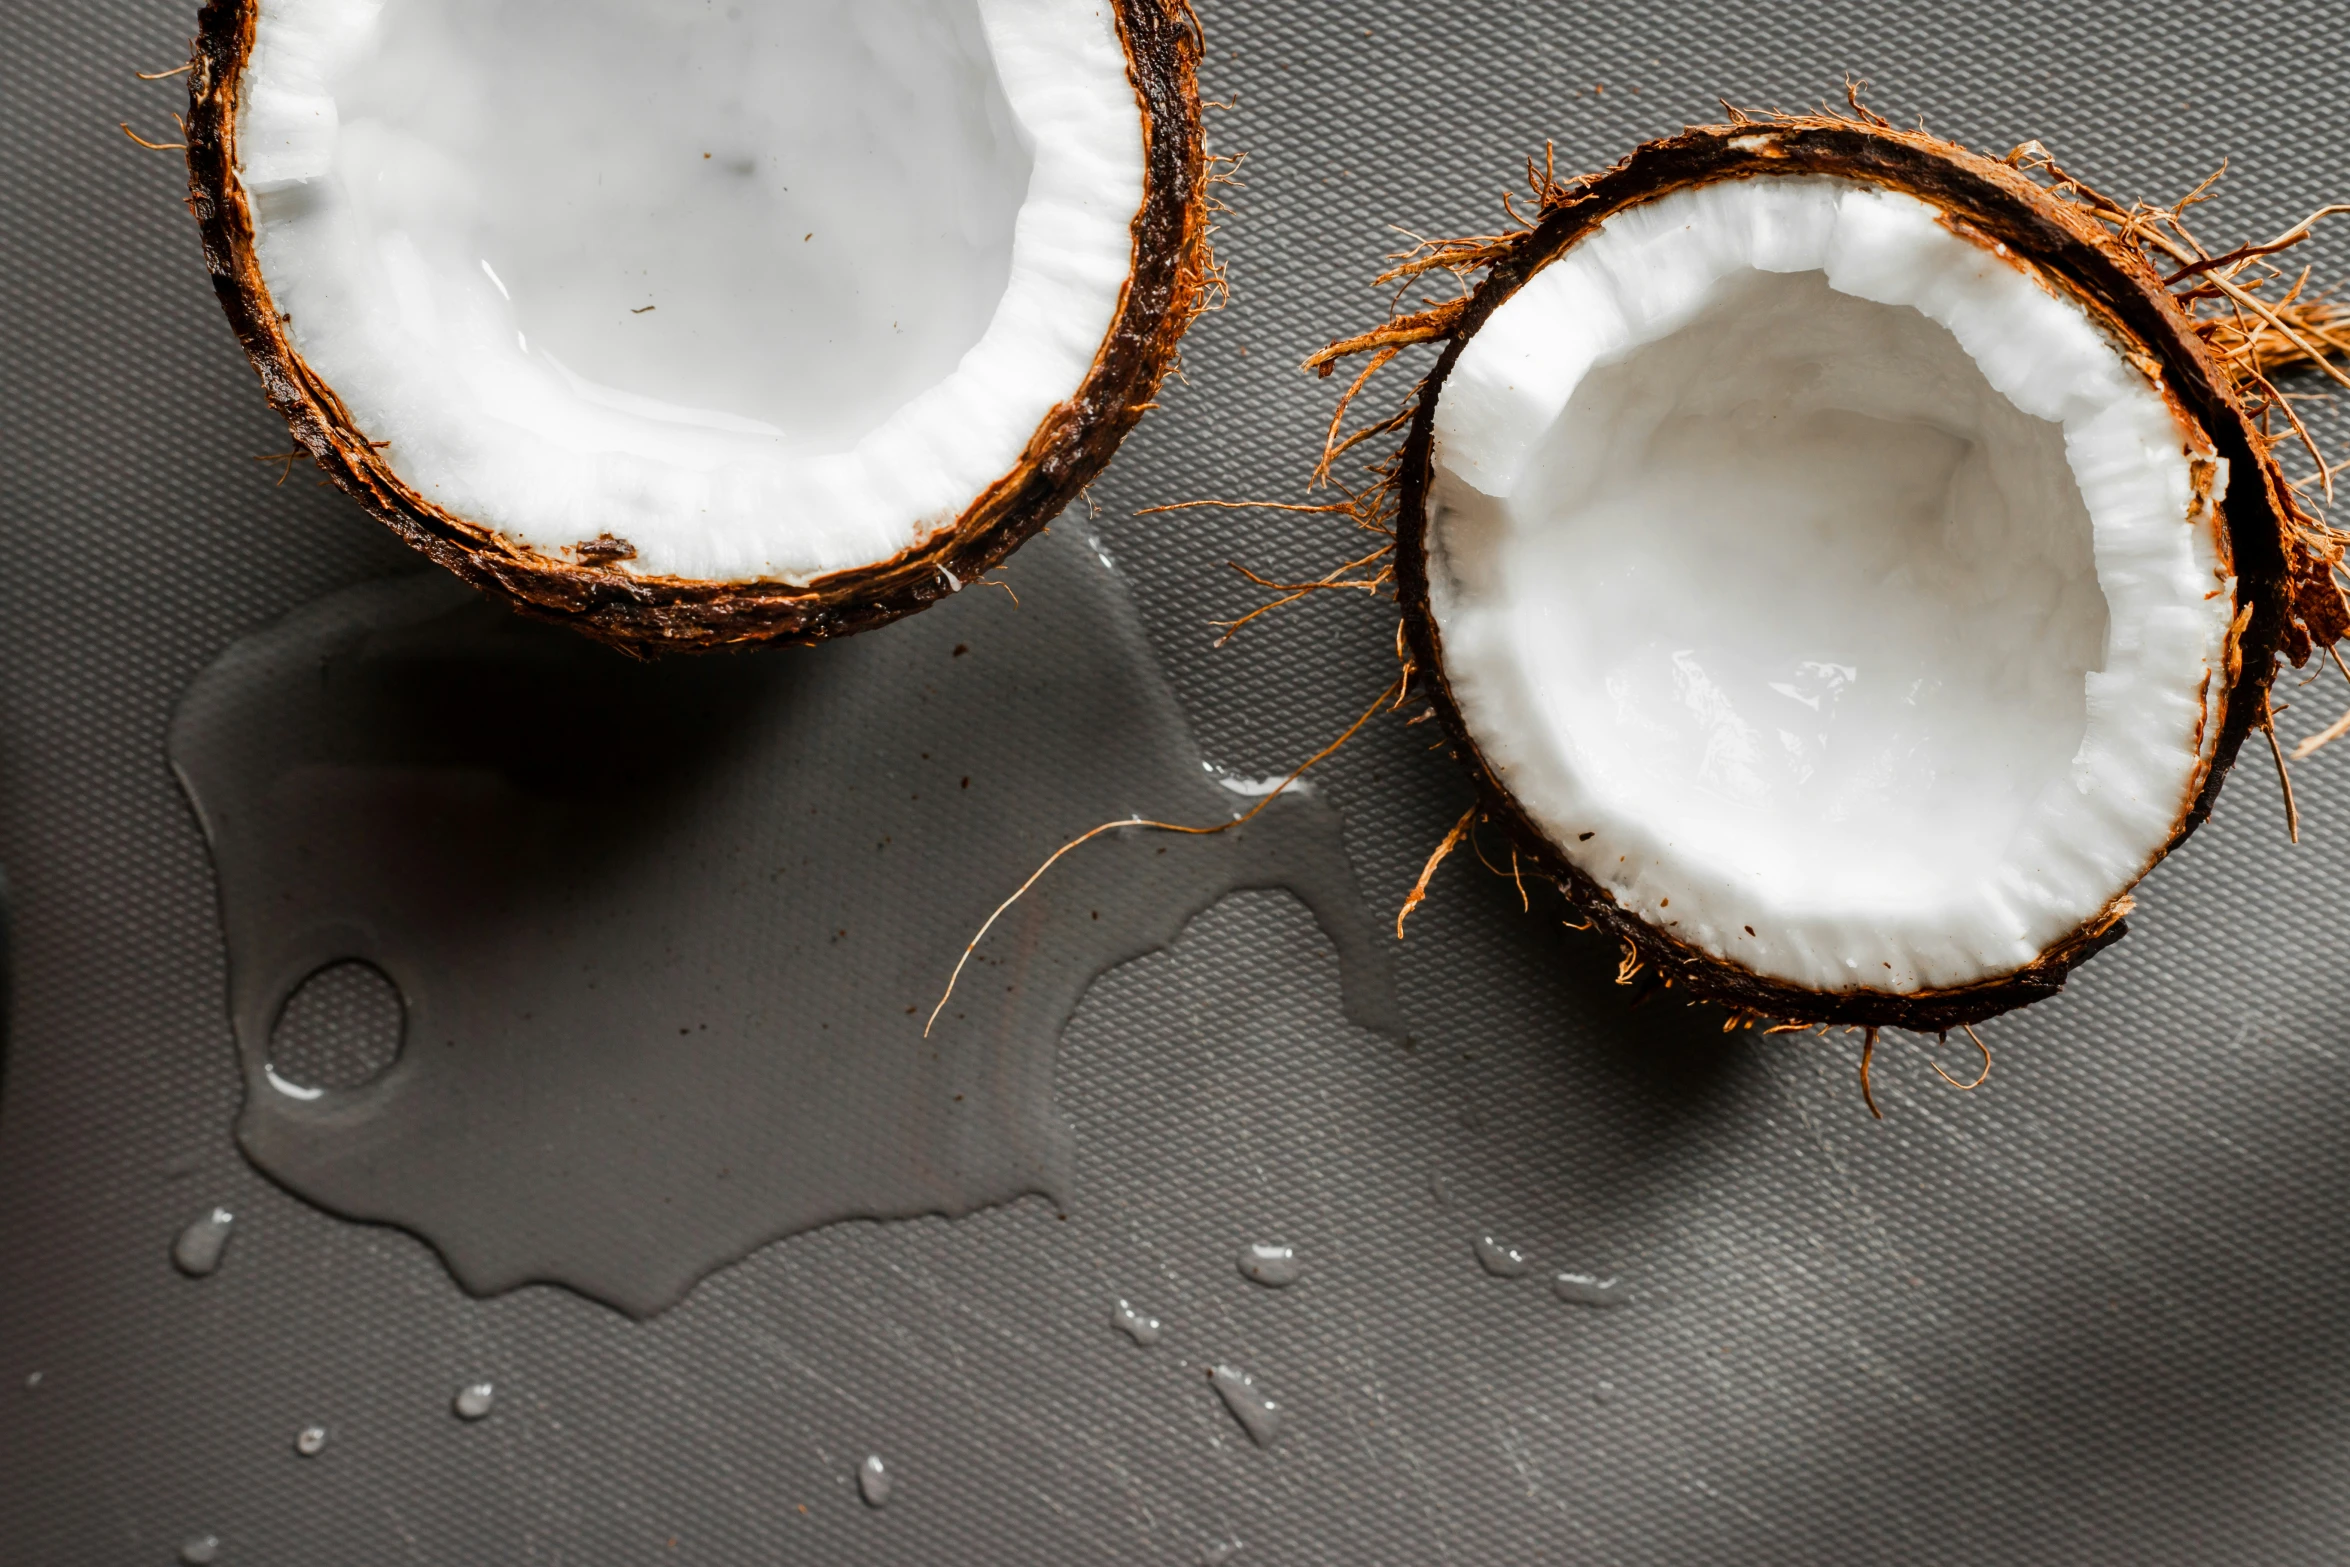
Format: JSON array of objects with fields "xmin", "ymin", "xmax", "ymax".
[
  {"xmin": 1592, "ymin": 1379, "xmax": 1617, "ymax": 1405},
  {"xmin": 179, "ymin": 1535, "xmax": 221, "ymax": 1565},
  {"xmin": 1209, "ymin": 1364, "xmax": 1285, "ymax": 1448},
  {"xmin": 170, "ymin": 537, "xmax": 1403, "ymax": 1319},
  {"xmin": 858, "ymin": 1453, "xmax": 893, "ymax": 1508},
  {"xmin": 1200, "ymin": 1541, "xmax": 1243, "ymax": 1565},
  {"xmin": 171, "ymin": 1208, "xmax": 235, "ymax": 1278},
  {"xmin": 1236, "ymin": 1243, "xmax": 1302, "ymax": 1289},
  {"xmin": 1112, "ymin": 1299, "xmax": 1163, "ymax": 1347},
  {"xmin": 1428, "ymin": 1171, "xmax": 1455, "ymax": 1208},
  {"xmin": 294, "ymin": 1425, "xmax": 328, "ymax": 1457},
  {"xmin": 22, "ymin": 1371, "xmax": 41, "ymax": 1390},
  {"xmin": 452, "ymin": 1382, "xmax": 495, "ymax": 1421},
  {"xmin": 1552, "ymin": 1272, "xmax": 1627, "ymax": 1307},
  {"xmin": 1473, "ymin": 1234, "xmax": 1532, "ymax": 1277}
]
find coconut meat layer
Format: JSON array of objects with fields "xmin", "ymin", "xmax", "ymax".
[
  {"xmin": 1427, "ymin": 176, "xmax": 2232, "ymax": 995},
  {"xmin": 238, "ymin": 0, "xmax": 1144, "ymax": 583}
]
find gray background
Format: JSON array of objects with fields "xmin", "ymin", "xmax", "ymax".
[{"xmin": 6, "ymin": 1, "xmax": 2350, "ymax": 1562}]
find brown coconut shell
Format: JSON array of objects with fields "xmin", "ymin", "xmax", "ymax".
[
  {"xmin": 182, "ymin": 0, "xmax": 1211, "ymax": 653},
  {"xmin": 1367, "ymin": 113, "xmax": 2340, "ymax": 1032}
]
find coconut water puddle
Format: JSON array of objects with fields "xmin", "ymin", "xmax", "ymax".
[{"xmin": 168, "ymin": 531, "xmax": 1400, "ymax": 1318}]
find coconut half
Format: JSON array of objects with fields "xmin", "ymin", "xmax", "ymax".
[
  {"xmin": 1323, "ymin": 114, "xmax": 2348, "ymax": 1031},
  {"xmin": 184, "ymin": 0, "xmax": 1209, "ymax": 650}
]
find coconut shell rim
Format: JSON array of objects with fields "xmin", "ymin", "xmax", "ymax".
[
  {"xmin": 183, "ymin": 0, "xmax": 1210, "ymax": 653},
  {"xmin": 1390, "ymin": 116, "xmax": 2296, "ymax": 1032}
]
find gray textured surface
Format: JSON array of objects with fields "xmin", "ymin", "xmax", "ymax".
[{"xmin": 4, "ymin": 2, "xmax": 2350, "ymax": 1563}]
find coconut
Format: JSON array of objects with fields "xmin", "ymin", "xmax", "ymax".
[
  {"xmin": 180, "ymin": 0, "xmax": 1210, "ymax": 651},
  {"xmin": 1302, "ymin": 105, "xmax": 2350, "ymax": 1037}
]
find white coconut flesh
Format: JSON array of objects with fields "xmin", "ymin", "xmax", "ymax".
[
  {"xmin": 1426, "ymin": 175, "xmax": 2235, "ymax": 996},
  {"xmin": 236, "ymin": 0, "xmax": 1145, "ymax": 583}
]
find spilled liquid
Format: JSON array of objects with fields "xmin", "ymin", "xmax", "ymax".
[
  {"xmin": 1552, "ymin": 1273, "xmax": 1628, "ymax": 1308},
  {"xmin": 1236, "ymin": 1243, "xmax": 1303, "ymax": 1289},
  {"xmin": 453, "ymin": 1383, "xmax": 495, "ymax": 1421},
  {"xmin": 170, "ymin": 532, "xmax": 1400, "ymax": 1318},
  {"xmin": 179, "ymin": 1537, "xmax": 221, "ymax": 1566},
  {"xmin": 858, "ymin": 1454, "xmax": 893, "ymax": 1508},
  {"xmin": 171, "ymin": 1208, "xmax": 235, "ymax": 1277},
  {"xmin": 1112, "ymin": 1299, "xmax": 1164, "ymax": 1347},
  {"xmin": 1472, "ymin": 1234, "xmax": 1532, "ymax": 1278},
  {"xmin": 1210, "ymin": 1364, "xmax": 1285, "ymax": 1448}
]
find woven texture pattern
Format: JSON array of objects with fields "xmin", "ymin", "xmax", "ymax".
[{"xmin": 4, "ymin": 1, "xmax": 2349, "ymax": 1562}]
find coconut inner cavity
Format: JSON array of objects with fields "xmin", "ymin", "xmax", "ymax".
[
  {"xmin": 345, "ymin": 0, "xmax": 1031, "ymax": 449},
  {"xmin": 238, "ymin": 0, "xmax": 1144, "ymax": 582},
  {"xmin": 1427, "ymin": 176, "xmax": 2232, "ymax": 995}
]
